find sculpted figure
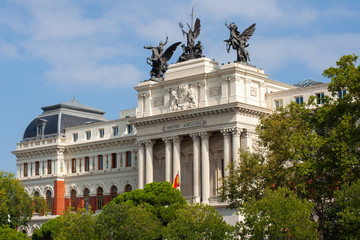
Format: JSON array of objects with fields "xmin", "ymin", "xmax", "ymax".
[
  {"xmin": 144, "ymin": 36, "xmax": 181, "ymax": 80},
  {"xmin": 177, "ymin": 18, "xmax": 203, "ymax": 62},
  {"xmin": 225, "ymin": 22, "xmax": 256, "ymax": 63}
]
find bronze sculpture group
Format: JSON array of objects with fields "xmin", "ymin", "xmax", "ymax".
[{"xmin": 144, "ymin": 18, "xmax": 256, "ymax": 81}]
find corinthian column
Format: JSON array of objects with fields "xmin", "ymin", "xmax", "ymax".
[
  {"xmin": 145, "ymin": 140, "xmax": 155, "ymax": 184},
  {"xmin": 221, "ymin": 129, "xmax": 231, "ymax": 177},
  {"xmin": 190, "ymin": 133, "xmax": 201, "ymax": 202},
  {"xmin": 200, "ymin": 132, "xmax": 210, "ymax": 203},
  {"xmin": 162, "ymin": 137, "xmax": 172, "ymax": 182},
  {"xmin": 231, "ymin": 127, "xmax": 241, "ymax": 167},
  {"xmin": 137, "ymin": 141, "xmax": 145, "ymax": 189},
  {"xmin": 172, "ymin": 136, "xmax": 182, "ymax": 184}
]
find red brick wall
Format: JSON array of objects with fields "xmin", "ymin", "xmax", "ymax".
[{"xmin": 53, "ymin": 180, "xmax": 65, "ymax": 215}]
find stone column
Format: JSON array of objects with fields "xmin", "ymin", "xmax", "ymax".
[
  {"xmin": 191, "ymin": 133, "xmax": 201, "ymax": 202},
  {"xmin": 162, "ymin": 137, "xmax": 172, "ymax": 182},
  {"xmin": 145, "ymin": 140, "xmax": 155, "ymax": 184},
  {"xmin": 221, "ymin": 129, "xmax": 231, "ymax": 177},
  {"xmin": 31, "ymin": 162, "xmax": 35, "ymax": 177},
  {"xmin": 231, "ymin": 128, "xmax": 241, "ymax": 166},
  {"xmin": 137, "ymin": 141, "xmax": 145, "ymax": 189},
  {"xmin": 131, "ymin": 150, "xmax": 136, "ymax": 169},
  {"xmin": 76, "ymin": 158, "xmax": 80, "ymax": 174},
  {"xmin": 241, "ymin": 128, "xmax": 253, "ymax": 152},
  {"xmin": 172, "ymin": 136, "xmax": 182, "ymax": 184},
  {"xmin": 117, "ymin": 152, "xmax": 121, "ymax": 169},
  {"xmin": 200, "ymin": 132, "xmax": 210, "ymax": 203}
]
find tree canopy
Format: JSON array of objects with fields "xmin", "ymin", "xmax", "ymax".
[{"xmin": 220, "ymin": 54, "xmax": 360, "ymax": 240}]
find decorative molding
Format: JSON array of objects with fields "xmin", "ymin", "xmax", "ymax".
[
  {"xmin": 250, "ymin": 87, "xmax": 258, "ymax": 97},
  {"xmin": 209, "ymin": 87, "xmax": 221, "ymax": 97}
]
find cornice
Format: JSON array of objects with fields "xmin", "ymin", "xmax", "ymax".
[
  {"xmin": 13, "ymin": 146, "xmax": 65, "ymax": 160},
  {"xmin": 131, "ymin": 102, "xmax": 271, "ymax": 127}
]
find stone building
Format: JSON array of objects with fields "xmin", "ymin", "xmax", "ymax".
[{"xmin": 13, "ymin": 58, "xmax": 329, "ymax": 235}]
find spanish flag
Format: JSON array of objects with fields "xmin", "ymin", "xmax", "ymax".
[{"xmin": 172, "ymin": 173, "xmax": 180, "ymax": 189}]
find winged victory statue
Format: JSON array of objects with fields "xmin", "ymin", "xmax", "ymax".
[
  {"xmin": 177, "ymin": 18, "xmax": 203, "ymax": 62},
  {"xmin": 225, "ymin": 22, "xmax": 256, "ymax": 63},
  {"xmin": 144, "ymin": 36, "xmax": 181, "ymax": 80}
]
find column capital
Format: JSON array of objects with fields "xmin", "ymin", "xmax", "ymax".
[
  {"xmin": 199, "ymin": 131, "xmax": 211, "ymax": 139},
  {"xmin": 137, "ymin": 140, "xmax": 145, "ymax": 147},
  {"xmin": 145, "ymin": 139, "xmax": 155, "ymax": 146},
  {"xmin": 230, "ymin": 127, "xmax": 241, "ymax": 136},
  {"xmin": 241, "ymin": 128, "xmax": 254, "ymax": 138},
  {"xmin": 162, "ymin": 136, "xmax": 172, "ymax": 143},
  {"xmin": 190, "ymin": 132, "xmax": 200, "ymax": 141},
  {"xmin": 172, "ymin": 136, "xmax": 183, "ymax": 143},
  {"xmin": 220, "ymin": 128, "xmax": 231, "ymax": 136}
]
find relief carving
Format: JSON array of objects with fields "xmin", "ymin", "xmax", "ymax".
[
  {"xmin": 169, "ymin": 84, "xmax": 198, "ymax": 111},
  {"xmin": 153, "ymin": 97, "xmax": 164, "ymax": 106},
  {"xmin": 250, "ymin": 87, "xmax": 257, "ymax": 97},
  {"xmin": 209, "ymin": 87, "xmax": 221, "ymax": 97}
]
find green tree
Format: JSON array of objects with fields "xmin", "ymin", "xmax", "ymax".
[
  {"xmin": 0, "ymin": 226, "xmax": 29, "ymax": 240},
  {"xmin": 165, "ymin": 203, "xmax": 233, "ymax": 240},
  {"xmin": 237, "ymin": 187, "xmax": 317, "ymax": 240},
  {"xmin": 52, "ymin": 208, "xmax": 96, "ymax": 240},
  {"xmin": 334, "ymin": 179, "xmax": 360, "ymax": 239},
  {"xmin": 0, "ymin": 171, "xmax": 33, "ymax": 229},
  {"xmin": 95, "ymin": 203, "xmax": 162, "ymax": 240},
  {"xmin": 113, "ymin": 181, "xmax": 187, "ymax": 226},
  {"xmin": 220, "ymin": 55, "xmax": 360, "ymax": 240},
  {"xmin": 32, "ymin": 217, "xmax": 59, "ymax": 240}
]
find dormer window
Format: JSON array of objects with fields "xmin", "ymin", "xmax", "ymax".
[{"xmin": 35, "ymin": 118, "xmax": 47, "ymax": 139}]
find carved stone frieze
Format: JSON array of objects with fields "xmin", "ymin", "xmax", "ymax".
[
  {"xmin": 250, "ymin": 87, "xmax": 258, "ymax": 97},
  {"xmin": 209, "ymin": 87, "xmax": 221, "ymax": 97},
  {"xmin": 169, "ymin": 84, "xmax": 198, "ymax": 112},
  {"xmin": 153, "ymin": 97, "xmax": 164, "ymax": 106}
]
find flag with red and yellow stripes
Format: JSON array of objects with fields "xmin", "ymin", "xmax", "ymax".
[{"xmin": 172, "ymin": 173, "xmax": 179, "ymax": 189}]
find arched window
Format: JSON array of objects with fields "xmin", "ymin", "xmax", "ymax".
[
  {"xmin": 84, "ymin": 188, "xmax": 90, "ymax": 210},
  {"xmin": 97, "ymin": 187, "xmax": 104, "ymax": 210},
  {"xmin": 110, "ymin": 186, "xmax": 118, "ymax": 200},
  {"xmin": 70, "ymin": 189, "xmax": 77, "ymax": 211},
  {"xmin": 33, "ymin": 191, "xmax": 40, "ymax": 213},
  {"xmin": 34, "ymin": 191, "xmax": 40, "ymax": 197},
  {"xmin": 124, "ymin": 184, "xmax": 132, "ymax": 192},
  {"xmin": 46, "ymin": 190, "xmax": 52, "ymax": 211}
]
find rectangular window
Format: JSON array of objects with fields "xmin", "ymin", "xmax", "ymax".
[
  {"xmin": 127, "ymin": 124, "xmax": 133, "ymax": 134},
  {"xmin": 47, "ymin": 160, "xmax": 52, "ymax": 174},
  {"xmin": 274, "ymin": 99, "xmax": 283, "ymax": 109},
  {"xmin": 85, "ymin": 157, "xmax": 90, "ymax": 171},
  {"xmin": 113, "ymin": 126, "xmax": 118, "ymax": 136},
  {"xmin": 73, "ymin": 133, "xmax": 78, "ymax": 142},
  {"xmin": 99, "ymin": 129, "xmax": 104, "ymax": 138},
  {"xmin": 24, "ymin": 163, "xmax": 28, "ymax": 177},
  {"xmin": 339, "ymin": 89, "xmax": 347, "ymax": 98},
  {"xmin": 111, "ymin": 153, "xmax": 117, "ymax": 168},
  {"xmin": 35, "ymin": 161, "xmax": 40, "ymax": 176},
  {"xmin": 295, "ymin": 96, "xmax": 303, "ymax": 104},
  {"xmin": 86, "ymin": 131, "xmax": 91, "ymax": 140},
  {"xmin": 98, "ymin": 155, "xmax": 103, "ymax": 170},
  {"xmin": 37, "ymin": 126, "xmax": 42, "ymax": 137},
  {"xmin": 97, "ymin": 197, "xmax": 103, "ymax": 210},
  {"xmin": 126, "ymin": 151, "xmax": 132, "ymax": 167},
  {"xmin": 72, "ymin": 158, "xmax": 76, "ymax": 173},
  {"xmin": 316, "ymin": 92, "xmax": 325, "ymax": 104}
]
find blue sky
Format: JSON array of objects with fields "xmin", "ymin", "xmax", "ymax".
[{"xmin": 1, "ymin": 0, "xmax": 359, "ymax": 174}]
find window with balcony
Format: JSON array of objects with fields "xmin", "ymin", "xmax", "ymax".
[
  {"xmin": 84, "ymin": 188, "xmax": 90, "ymax": 210},
  {"xmin": 35, "ymin": 161, "xmax": 40, "ymax": 176},
  {"xmin": 99, "ymin": 129, "xmax": 104, "ymax": 138},
  {"xmin": 126, "ymin": 151, "xmax": 132, "ymax": 167},
  {"xmin": 295, "ymin": 96, "xmax": 303, "ymax": 104},
  {"xmin": 47, "ymin": 160, "xmax": 52, "ymax": 174},
  {"xmin": 70, "ymin": 189, "xmax": 77, "ymax": 211},
  {"xmin": 98, "ymin": 155, "xmax": 103, "ymax": 170},
  {"xmin": 111, "ymin": 153, "xmax": 117, "ymax": 168},
  {"xmin": 73, "ymin": 133, "xmax": 78, "ymax": 142},
  {"xmin": 72, "ymin": 158, "xmax": 76, "ymax": 173},
  {"xmin": 46, "ymin": 190, "xmax": 52, "ymax": 212},
  {"xmin": 316, "ymin": 92, "xmax": 325, "ymax": 104},
  {"xmin": 97, "ymin": 187, "xmax": 104, "ymax": 210},
  {"xmin": 274, "ymin": 99, "xmax": 283, "ymax": 109},
  {"xmin": 86, "ymin": 131, "xmax": 91, "ymax": 140},
  {"xmin": 113, "ymin": 126, "xmax": 118, "ymax": 136},
  {"xmin": 85, "ymin": 157, "xmax": 90, "ymax": 172},
  {"xmin": 24, "ymin": 163, "xmax": 28, "ymax": 177}
]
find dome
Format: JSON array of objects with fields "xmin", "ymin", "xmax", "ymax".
[{"xmin": 23, "ymin": 99, "xmax": 107, "ymax": 141}]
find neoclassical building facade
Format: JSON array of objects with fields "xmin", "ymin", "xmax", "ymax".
[{"xmin": 13, "ymin": 58, "xmax": 330, "ymax": 235}]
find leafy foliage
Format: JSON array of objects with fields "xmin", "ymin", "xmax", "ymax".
[
  {"xmin": 0, "ymin": 226, "xmax": 29, "ymax": 240},
  {"xmin": 165, "ymin": 203, "xmax": 233, "ymax": 240},
  {"xmin": 0, "ymin": 171, "xmax": 33, "ymax": 229},
  {"xmin": 113, "ymin": 181, "xmax": 187, "ymax": 226},
  {"xmin": 32, "ymin": 217, "xmax": 59, "ymax": 240},
  {"xmin": 334, "ymin": 179, "xmax": 360, "ymax": 239},
  {"xmin": 237, "ymin": 187, "xmax": 317, "ymax": 240},
  {"xmin": 95, "ymin": 203, "xmax": 162, "ymax": 240},
  {"xmin": 220, "ymin": 55, "xmax": 360, "ymax": 240}
]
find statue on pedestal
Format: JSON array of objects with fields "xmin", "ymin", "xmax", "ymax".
[
  {"xmin": 225, "ymin": 22, "xmax": 256, "ymax": 63},
  {"xmin": 144, "ymin": 36, "xmax": 181, "ymax": 80},
  {"xmin": 177, "ymin": 18, "xmax": 203, "ymax": 62}
]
